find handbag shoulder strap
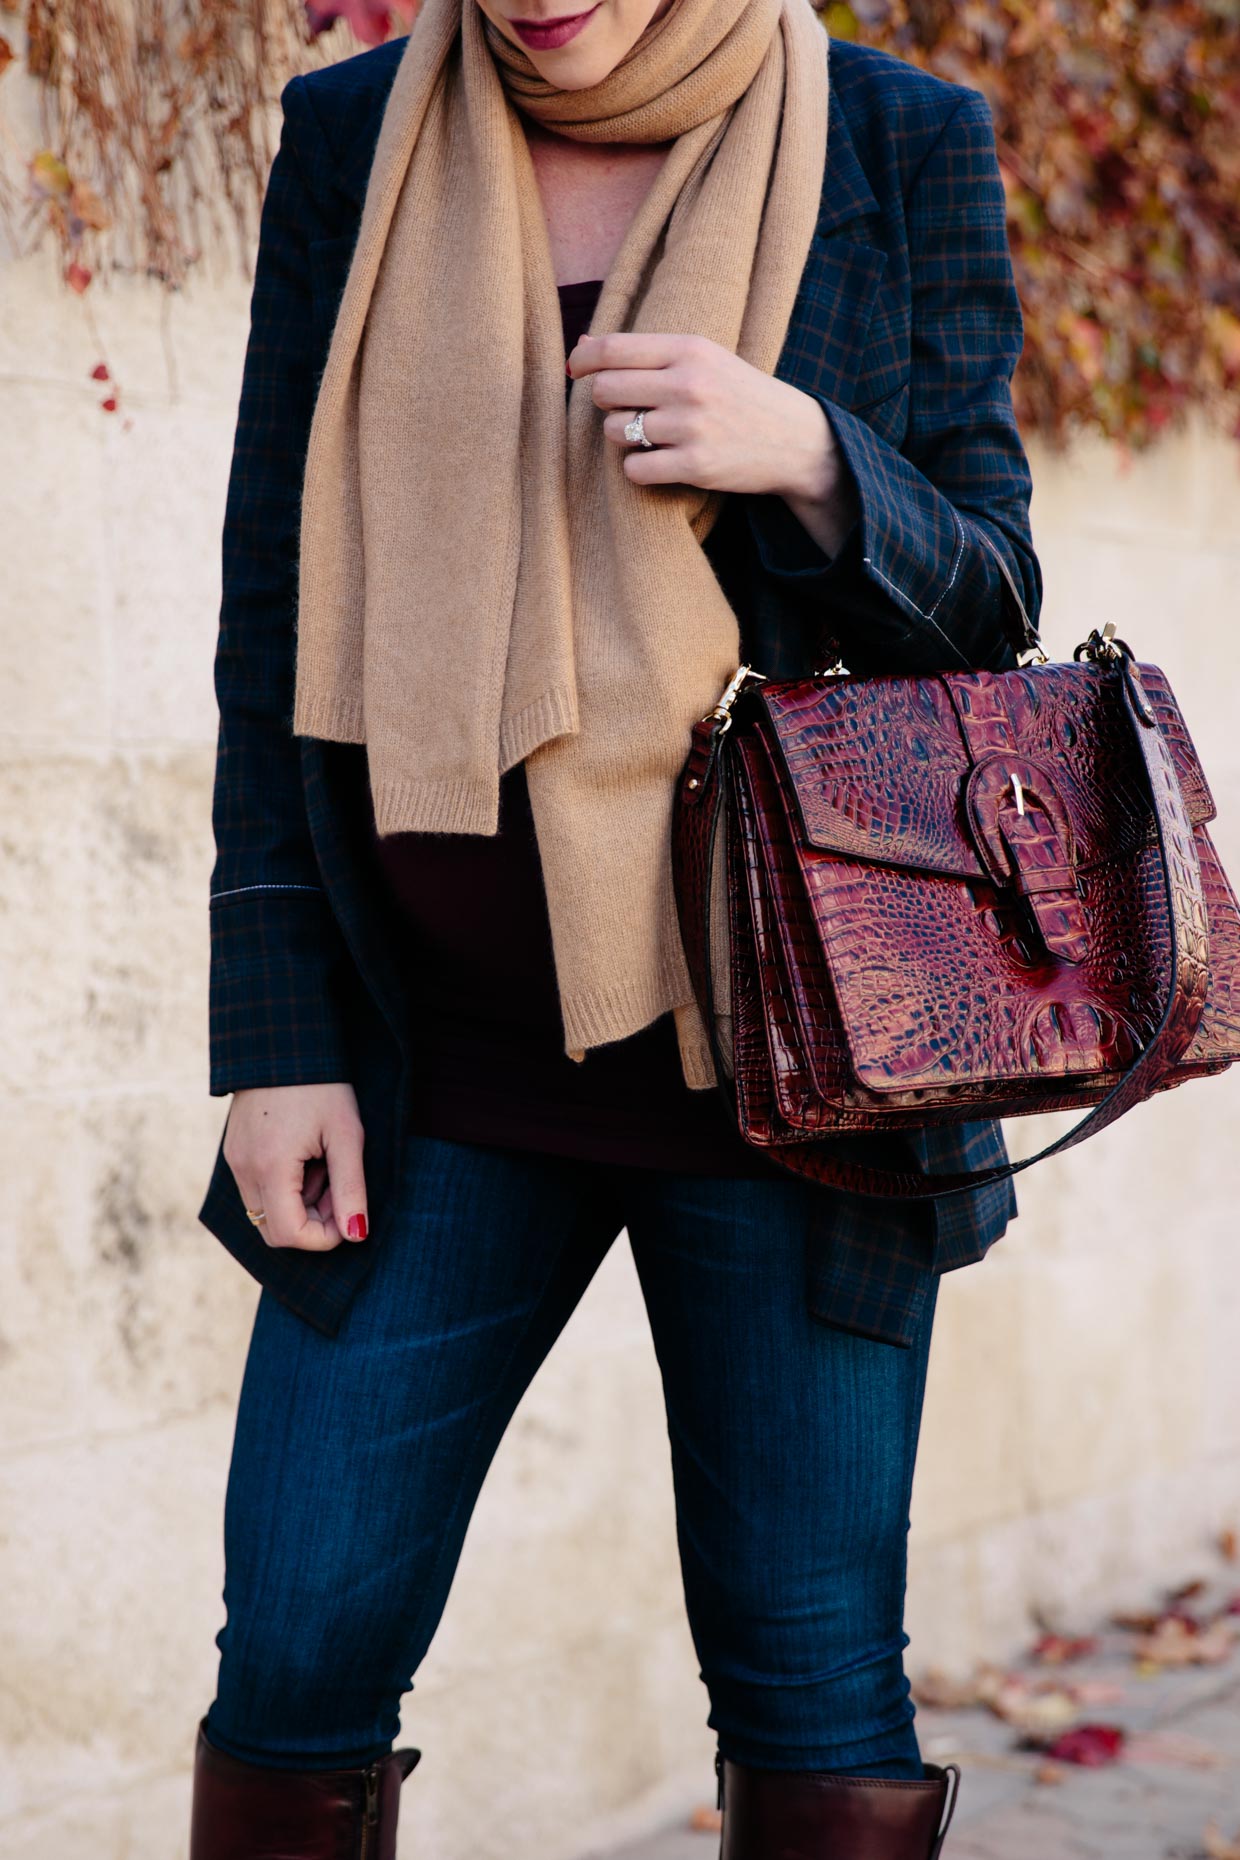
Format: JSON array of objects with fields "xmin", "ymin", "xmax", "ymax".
[{"xmin": 697, "ymin": 657, "xmax": 1210, "ymax": 1203}]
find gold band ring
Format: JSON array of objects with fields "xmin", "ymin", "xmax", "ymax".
[{"xmin": 244, "ymin": 1207, "xmax": 267, "ymax": 1226}]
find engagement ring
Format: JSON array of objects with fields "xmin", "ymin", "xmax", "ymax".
[{"xmin": 623, "ymin": 411, "xmax": 655, "ymax": 449}]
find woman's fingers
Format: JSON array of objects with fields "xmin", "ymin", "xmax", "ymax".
[
  {"xmin": 587, "ymin": 365, "xmax": 681, "ymax": 410},
  {"xmin": 574, "ymin": 331, "xmax": 828, "ymax": 501},
  {"xmin": 223, "ymin": 1083, "xmax": 370, "ymax": 1253},
  {"xmin": 257, "ymin": 1155, "xmax": 339, "ymax": 1252},
  {"xmin": 229, "ymin": 1161, "xmax": 267, "ymax": 1230},
  {"xmin": 323, "ymin": 1111, "xmax": 368, "ymax": 1243},
  {"xmin": 567, "ymin": 330, "xmax": 692, "ymax": 376},
  {"xmin": 302, "ymin": 1154, "xmax": 329, "ymax": 1205},
  {"xmin": 601, "ymin": 406, "xmax": 684, "ymax": 448},
  {"xmin": 259, "ymin": 1115, "xmax": 366, "ymax": 1250}
]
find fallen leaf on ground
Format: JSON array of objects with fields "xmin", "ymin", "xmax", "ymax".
[
  {"xmin": 1114, "ymin": 1609, "xmax": 1162, "ymax": 1633},
  {"xmin": 1031, "ymin": 1633, "xmax": 1099, "ymax": 1665},
  {"xmin": 983, "ymin": 1678, "xmax": 1081, "ymax": 1740},
  {"xmin": 1220, "ymin": 1528, "xmax": 1238, "ymax": 1563},
  {"xmin": 1132, "ymin": 1617, "xmax": 1237, "ymax": 1668},
  {"xmin": 1043, "ymin": 1723, "xmax": 1125, "ymax": 1767},
  {"xmin": 1034, "ymin": 1761, "xmax": 1067, "ymax": 1785}
]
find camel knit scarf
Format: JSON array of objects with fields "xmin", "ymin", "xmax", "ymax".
[{"xmin": 292, "ymin": 0, "xmax": 829, "ymax": 1088}]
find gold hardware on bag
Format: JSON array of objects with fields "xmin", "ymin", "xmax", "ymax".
[
  {"xmin": 703, "ymin": 664, "xmax": 766, "ymax": 735},
  {"xmin": 1075, "ymin": 621, "xmax": 1135, "ymax": 666}
]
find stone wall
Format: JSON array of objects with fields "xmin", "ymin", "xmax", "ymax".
[{"xmin": 2, "ymin": 168, "xmax": 1238, "ymax": 1859}]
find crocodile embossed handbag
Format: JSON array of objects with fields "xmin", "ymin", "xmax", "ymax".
[{"xmin": 672, "ymin": 542, "xmax": 1240, "ymax": 1201}]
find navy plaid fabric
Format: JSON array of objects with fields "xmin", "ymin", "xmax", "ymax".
[{"xmin": 198, "ymin": 33, "xmax": 1042, "ymax": 1348}]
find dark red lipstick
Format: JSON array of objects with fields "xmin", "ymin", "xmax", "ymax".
[{"xmin": 509, "ymin": 3, "xmax": 601, "ymax": 49}]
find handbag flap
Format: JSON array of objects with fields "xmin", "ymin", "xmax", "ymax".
[
  {"xmin": 756, "ymin": 662, "xmax": 1215, "ymax": 883},
  {"xmin": 747, "ymin": 660, "xmax": 1220, "ymax": 1098}
]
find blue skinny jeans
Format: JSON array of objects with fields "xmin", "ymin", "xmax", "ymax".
[{"xmin": 205, "ymin": 1133, "xmax": 938, "ymax": 1777}]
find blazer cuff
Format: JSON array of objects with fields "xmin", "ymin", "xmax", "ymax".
[
  {"xmin": 746, "ymin": 391, "xmax": 954, "ymax": 624},
  {"xmin": 745, "ymin": 484, "xmax": 861, "ymax": 585},
  {"xmin": 824, "ymin": 397, "xmax": 965, "ymax": 635},
  {"xmin": 208, "ymin": 887, "xmax": 351, "ymax": 1095}
]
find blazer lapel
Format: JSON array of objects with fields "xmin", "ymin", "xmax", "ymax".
[
  {"xmin": 774, "ymin": 97, "xmax": 889, "ymax": 404},
  {"xmin": 815, "ymin": 78, "xmax": 881, "ymax": 237}
]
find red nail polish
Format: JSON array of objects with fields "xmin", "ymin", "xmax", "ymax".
[{"xmin": 347, "ymin": 1212, "xmax": 368, "ymax": 1240}]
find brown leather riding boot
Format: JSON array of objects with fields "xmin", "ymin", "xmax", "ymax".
[
  {"xmin": 717, "ymin": 1754, "xmax": 960, "ymax": 1859},
  {"xmin": 189, "ymin": 1718, "xmax": 421, "ymax": 1859}
]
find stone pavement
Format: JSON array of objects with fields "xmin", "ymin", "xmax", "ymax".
[{"xmin": 586, "ymin": 1626, "xmax": 1240, "ymax": 1860}]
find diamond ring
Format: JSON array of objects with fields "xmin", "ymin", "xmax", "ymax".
[{"xmin": 623, "ymin": 410, "xmax": 655, "ymax": 449}]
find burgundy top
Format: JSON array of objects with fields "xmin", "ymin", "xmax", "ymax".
[{"xmin": 360, "ymin": 277, "xmax": 774, "ymax": 1175}]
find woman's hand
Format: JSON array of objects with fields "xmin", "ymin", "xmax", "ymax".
[
  {"xmin": 567, "ymin": 330, "xmax": 859, "ymax": 557},
  {"xmin": 223, "ymin": 1082, "xmax": 368, "ymax": 1252}
]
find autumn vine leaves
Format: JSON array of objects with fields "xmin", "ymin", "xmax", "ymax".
[{"xmin": 833, "ymin": 0, "xmax": 1240, "ymax": 447}]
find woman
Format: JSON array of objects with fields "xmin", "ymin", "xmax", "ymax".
[{"xmin": 191, "ymin": 0, "xmax": 1041, "ymax": 1846}]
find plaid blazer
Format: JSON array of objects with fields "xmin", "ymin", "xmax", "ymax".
[{"xmin": 197, "ymin": 32, "xmax": 1044, "ymax": 1349}]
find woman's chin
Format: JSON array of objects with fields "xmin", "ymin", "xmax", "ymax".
[{"xmin": 523, "ymin": 40, "xmax": 624, "ymax": 87}]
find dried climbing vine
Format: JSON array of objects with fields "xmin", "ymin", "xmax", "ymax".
[{"xmin": 0, "ymin": 0, "xmax": 321, "ymax": 288}]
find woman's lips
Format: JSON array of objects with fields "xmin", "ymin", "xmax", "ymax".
[{"xmin": 509, "ymin": 3, "xmax": 601, "ymax": 48}]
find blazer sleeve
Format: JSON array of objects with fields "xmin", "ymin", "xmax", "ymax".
[
  {"xmin": 746, "ymin": 87, "xmax": 1042, "ymax": 674},
  {"xmin": 206, "ymin": 74, "xmax": 354, "ymax": 1097}
]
